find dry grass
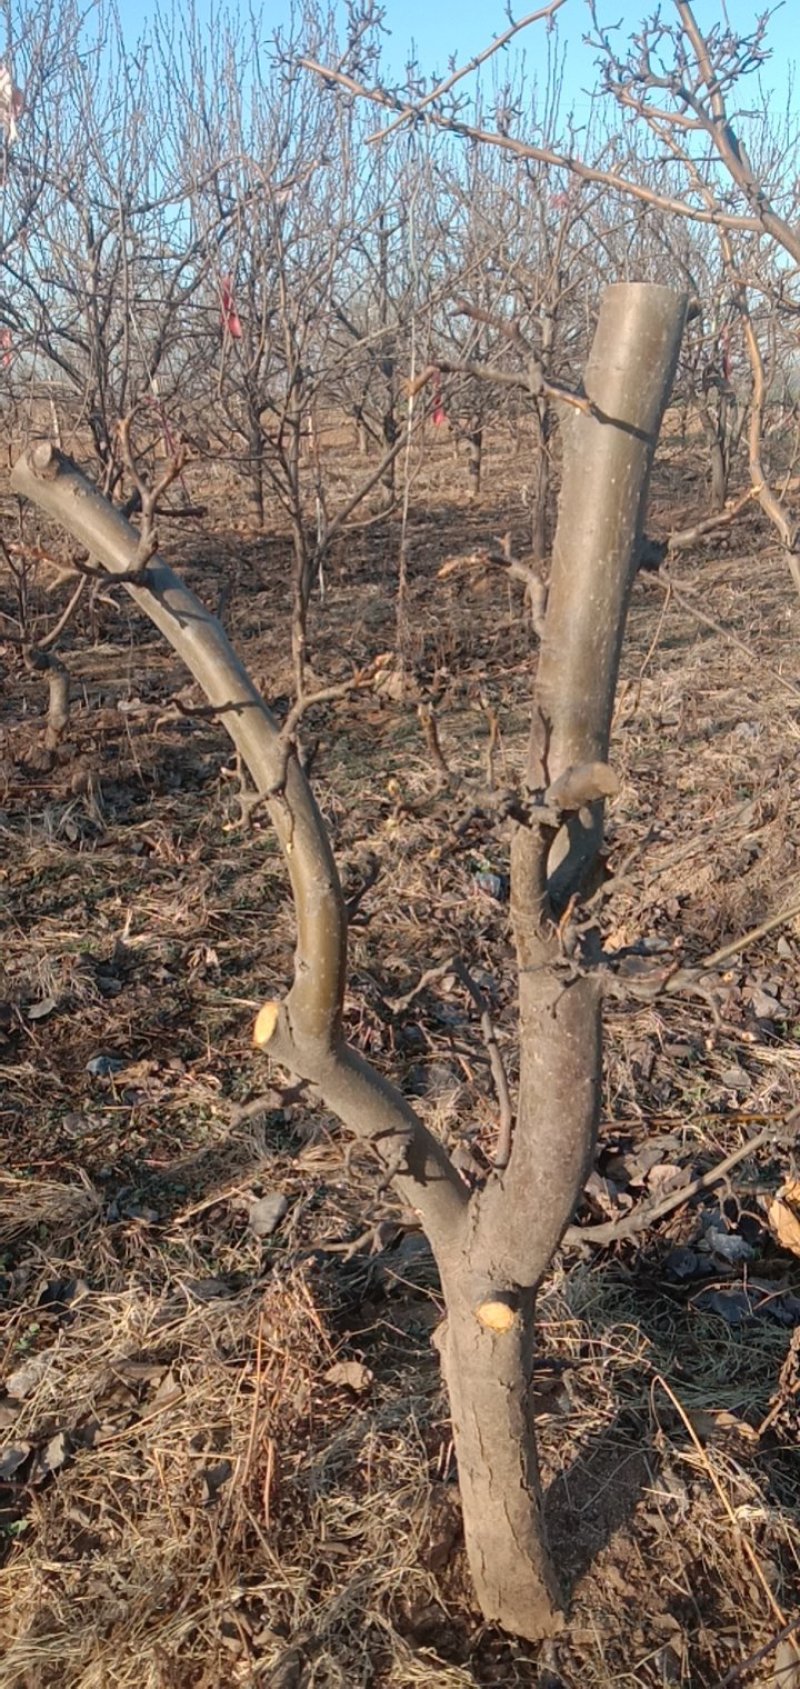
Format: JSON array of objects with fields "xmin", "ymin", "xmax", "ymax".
[{"xmin": 1, "ymin": 425, "xmax": 800, "ymax": 1686}]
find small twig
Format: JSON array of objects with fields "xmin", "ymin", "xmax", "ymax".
[
  {"xmin": 231, "ymin": 1083, "xmax": 307, "ymax": 1124},
  {"xmin": 478, "ymin": 695, "xmax": 500, "ymax": 789},
  {"xmin": 37, "ymin": 574, "xmax": 88, "ymax": 651},
  {"xmin": 117, "ymin": 412, "xmax": 188, "ymax": 574},
  {"xmin": 692, "ymin": 896, "xmax": 800, "ymax": 977},
  {"xmin": 439, "ymin": 542, "xmax": 548, "ymax": 634},
  {"xmin": 272, "ymin": 662, "xmax": 389, "ymax": 792},
  {"xmin": 418, "ymin": 701, "xmax": 451, "ymax": 782},
  {"xmin": 241, "ymin": 1312, "xmax": 265, "ymax": 1491},
  {"xmin": 664, "ymin": 484, "xmax": 757, "ymax": 551},
  {"xmin": 451, "ymin": 958, "xmax": 514, "ymax": 1169},
  {"xmin": 388, "ymin": 959, "xmax": 455, "ymax": 1016},
  {"xmin": 410, "ymin": 355, "xmax": 596, "ymax": 416},
  {"xmin": 363, "ymin": 1, "xmax": 566, "ymax": 143},
  {"xmin": 713, "ymin": 1615, "xmax": 800, "ymax": 1689},
  {"xmin": 627, "ymin": 573, "xmax": 672, "ymax": 715}
]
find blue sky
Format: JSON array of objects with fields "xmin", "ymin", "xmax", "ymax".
[{"xmin": 116, "ymin": 0, "xmax": 796, "ymax": 123}]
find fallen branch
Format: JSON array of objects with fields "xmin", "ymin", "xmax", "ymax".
[{"xmin": 564, "ymin": 1119, "xmax": 781, "ymax": 1247}]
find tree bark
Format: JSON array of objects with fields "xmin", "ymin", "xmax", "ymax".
[
  {"xmin": 247, "ymin": 411, "xmax": 265, "ymax": 529},
  {"xmin": 530, "ymin": 396, "xmax": 551, "ymax": 563},
  {"xmin": 437, "ymin": 1276, "xmax": 563, "ymax": 1637},
  {"xmin": 436, "ymin": 283, "xmax": 687, "ymax": 1637},
  {"xmin": 708, "ymin": 435, "xmax": 728, "ymax": 512}
]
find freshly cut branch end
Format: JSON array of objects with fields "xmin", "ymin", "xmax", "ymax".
[
  {"xmin": 253, "ymin": 1001, "xmax": 281, "ymax": 1047},
  {"xmin": 475, "ymin": 1298, "xmax": 518, "ymax": 1333}
]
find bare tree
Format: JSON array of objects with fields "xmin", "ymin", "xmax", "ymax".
[
  {"xmin": 0, "ymin": 2, "xmax": 226, "ymax": 494},
  {"xmin": 12, "ymin": 280, "xmax": 686, "ymax": 1641},
  {"xmin": 306, "ymin": 1, "xmax": 800, "ymax": 583}
]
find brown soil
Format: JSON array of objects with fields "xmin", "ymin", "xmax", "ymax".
[{"xmin": 1, "ymin": 424, "xmax": 799, "ymax": 1687}]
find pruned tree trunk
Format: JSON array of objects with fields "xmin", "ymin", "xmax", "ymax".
[
  {"xmin": 708, "ymin": 436, "xmax": 727, "ymax": 512},
  {"xmin": 10, "ymin": 282, "xmax": 686, "ymax": 1644},
  {"xmin": 430, "ymin": 282, "xmax": 687, "ymax": 1635},
  {"xmin": 436, "ymin": 1276, "xmax": 562, "ymax": 1636},
  {"xmin": 26, "ymin": 646, "xmax": 71, "ymax": 752}
]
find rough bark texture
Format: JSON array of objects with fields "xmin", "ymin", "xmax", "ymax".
[
  {"xmin": 437, "ymin": 1278, "xmax": 563, "ymax": 1635},
  {"xmin": 530, "ymin": 396, "xmax": 551, "ymax": 563}
]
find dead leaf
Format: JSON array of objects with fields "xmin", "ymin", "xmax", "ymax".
[
  {"xmin": 771, "ymin": 1638, "xmax": 800, "ymax": 1688},
  {"xmin": 687, "ymin": 1408, "xmax": 758, "ymax": 1444},
  {"xmin": 768, "ymin": 1181, "xmax": 800, "ymax": 1257},
  {"xmin": 27, "ymin": 997, "xmax": 57, "ymax": 1021},
  {"xmin": 0, "ymin": 1444, "xmax": 30, "ymax": 1480},
  {"xmin": 583, "ymin": 1171, "xmax": 630, "ymax": 1218},
  {"xmin": 40, "ymin": 1431, "xmax": 69, "ymax": 1473},
  {"xmin": 152, "ymin": 1369, "xmax": 182, "ymax": 1406},
  {"xmin": 6, "ymin": 1351, "xmax": 52, "ymax": 1400},
  {"xmin": 324, "ymin": 1361, "xmax": 373, "ymax": 1393},
  {"xmin": 646, "ymin": 1163, "xmax": 691, "ymax": 1197},
  {"xmin": 248, "ymin": 1193, "xmax": 288, "ymax": 1238}
]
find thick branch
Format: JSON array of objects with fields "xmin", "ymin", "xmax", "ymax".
[
  {"xmin": 532, "ymin": 283, "xmax": 688, "ymax": 904},
  {"xmin": 11, "ymin": 443, "xmax": 467, "ymax": 1249}
]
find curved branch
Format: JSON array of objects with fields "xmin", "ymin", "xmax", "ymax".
[{"xmin": 11, "ymin": 443, "xmax": 468, "ymax": 1248}]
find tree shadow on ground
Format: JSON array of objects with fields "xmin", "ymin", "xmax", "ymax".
[{"xmin": 544, "ymin": 1410, "xmax": 656, "ymax": 1591}]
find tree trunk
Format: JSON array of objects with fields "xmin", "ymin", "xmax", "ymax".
[
  {"xmin": 708, "ymin": 437, "xmax": 727, "ymax": 511},
  {"xmin": 27, "ymin": 647, "xmax": 71, "ymax": 751},
  {"xmin": 11, "ymin": 284, "xmax": 687, "ymax": 1648},
  {"xmin": 702, "ymin": 391, "xmax": 730, "ymax": 513},
  {"xmin": 248, "ymin": 416, "xmax": 265, "ymax": 528},
  {"xmin": 379, "ymin": 216, "xmax": 397, "ymax": 501},
  {"xmin": 291, "ymin": 523, "xmax": 311, "ymax": 696},
  {"xmin": 381, "ymin": 402, "xmax": 397, "ymax": 499},
  {"xmin": 437, "ymin": 1274, "xmax": 563, "ymax": 1639},
  {"xmin": 437, "ymin": 283, "xmax": 687, "ymax": 1638}
]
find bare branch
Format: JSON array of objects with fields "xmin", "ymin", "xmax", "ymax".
[
  {"xmin": 11, "ymin": 441, "xmax": 468, "ymax": 1248},
  {"xmin": 451, "ymin": 959, "xmax": 514, "ymax": 1170}
]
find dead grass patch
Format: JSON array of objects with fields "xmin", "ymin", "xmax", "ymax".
[{"xmin": 2, "ymin": 435, "xmax": 800, "ymax": 1684}]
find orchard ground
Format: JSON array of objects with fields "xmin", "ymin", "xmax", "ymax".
[{"xmin": 1, "ymin": 415, "xmax": 799, "ymax": 1687}]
